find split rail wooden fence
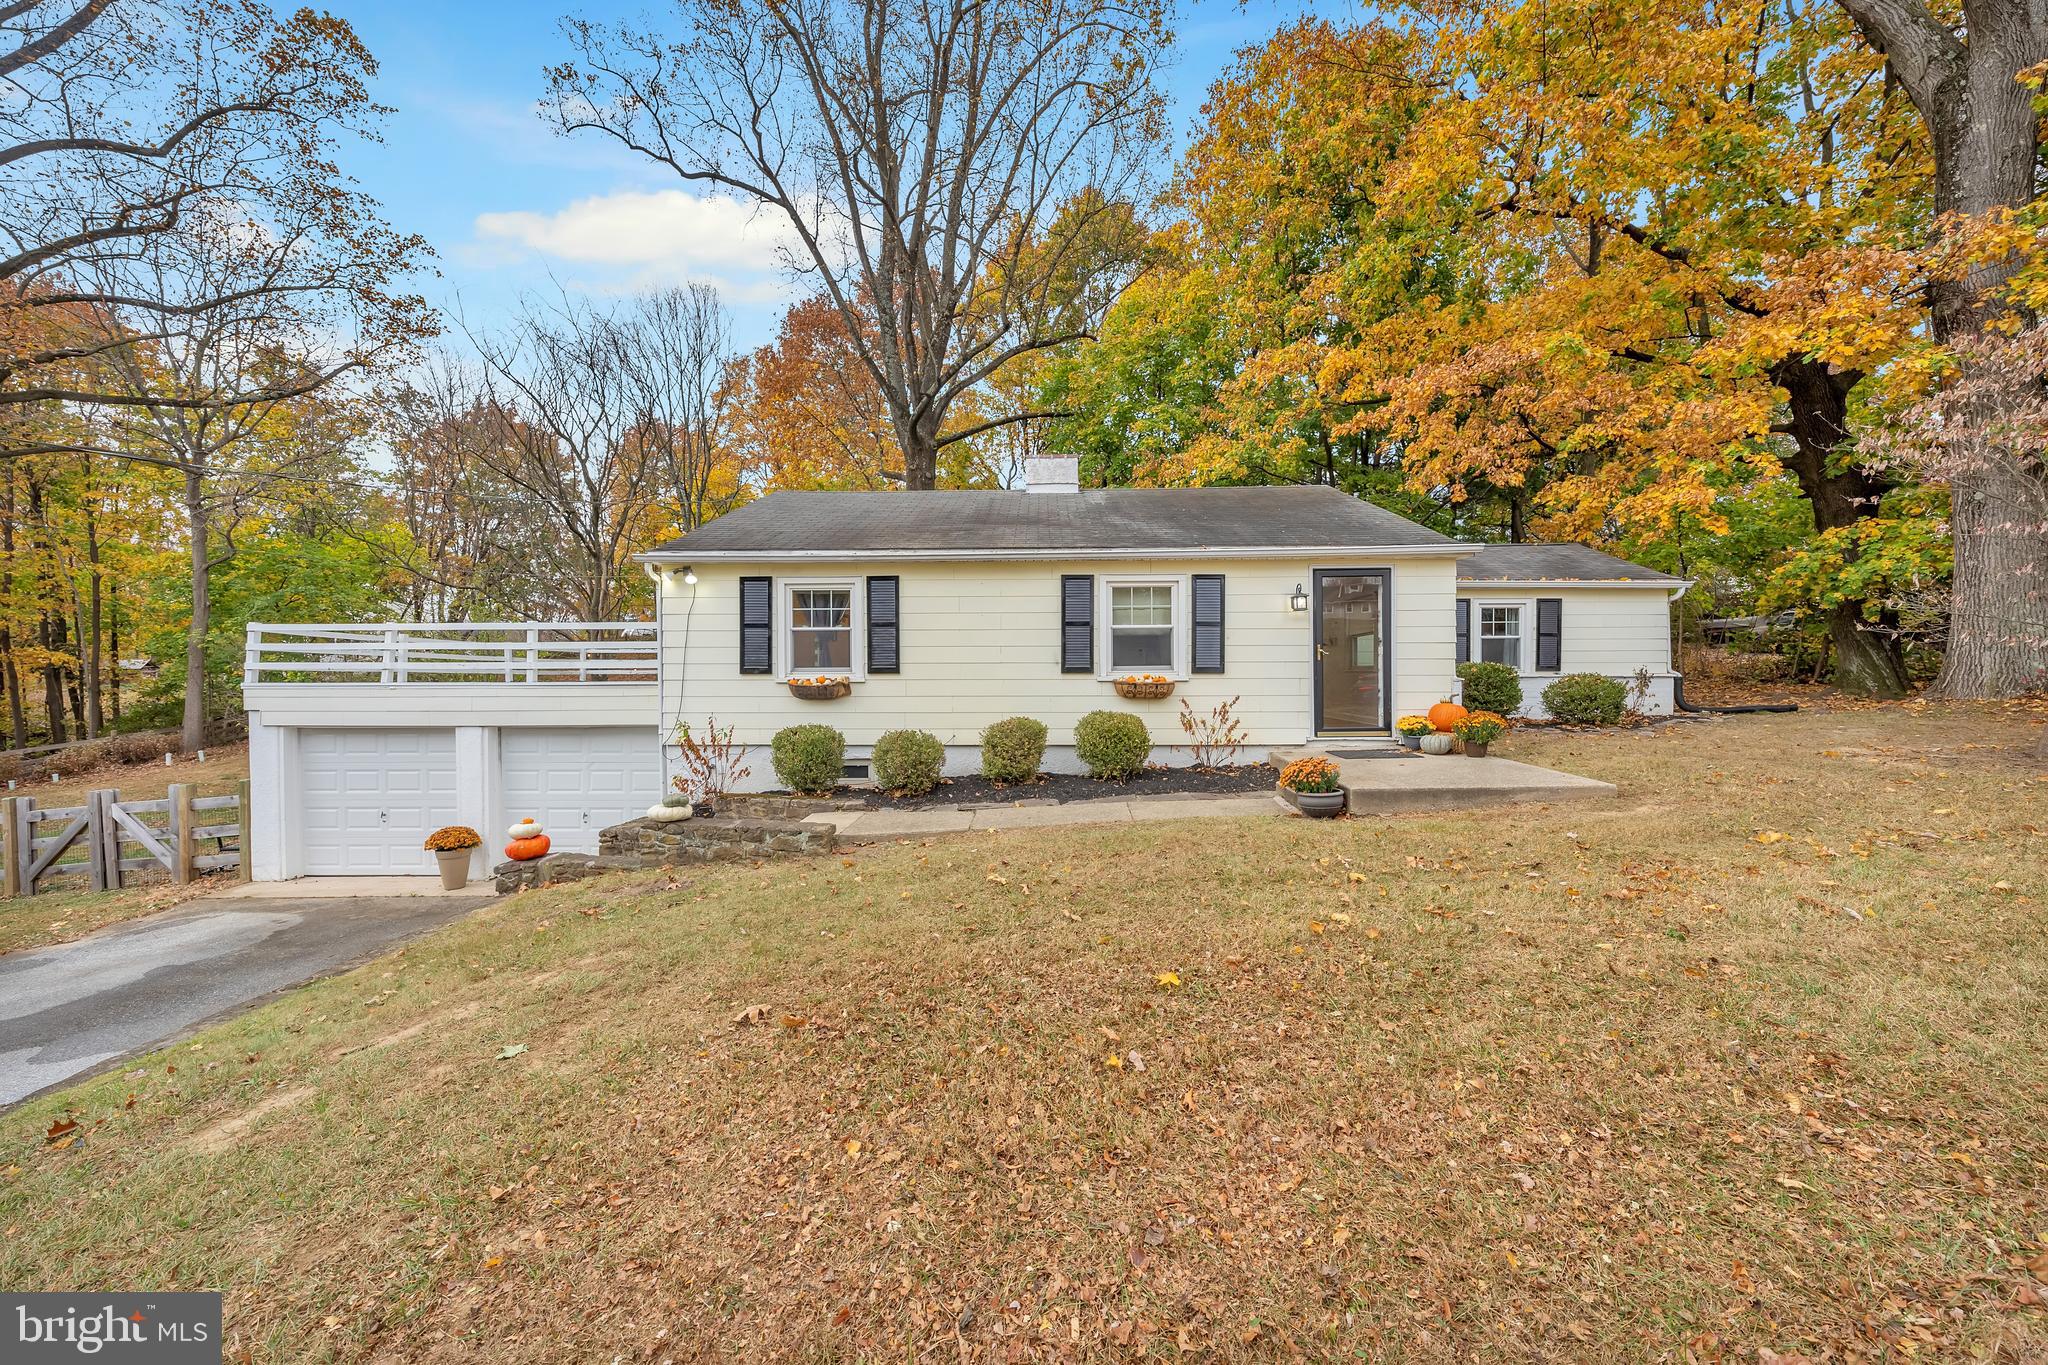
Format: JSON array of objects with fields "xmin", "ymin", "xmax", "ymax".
[{"xmin": 0, "ymin": 781, "xmax": 250, "ymax": 897}]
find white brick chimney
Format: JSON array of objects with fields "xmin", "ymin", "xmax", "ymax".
[{"xmin": 1023, "ymin": 455, "xmax": 1080, "ymax": 494}]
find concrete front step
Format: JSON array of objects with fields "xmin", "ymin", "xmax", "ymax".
[{"xmin": 1270, "ymin": 744, "xmax": 1616, "ymax": 814}]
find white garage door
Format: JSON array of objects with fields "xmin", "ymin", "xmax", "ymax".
[
  {"xmin": 501, "ymin": 727, "xmax": 662, "ymax": 854},
  {"xmin": 300, "ymin": 729, "xmax": 459, "ymax": 875}
]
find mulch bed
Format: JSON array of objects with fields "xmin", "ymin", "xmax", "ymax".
[{"xmin": 815, "ymin": 763, "xmax": 1278, "ymax": 810}]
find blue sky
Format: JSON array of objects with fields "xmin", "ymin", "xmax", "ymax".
[{"xmin": 337, "ymin": 0, "xmax": 1331, "ymax": 349}]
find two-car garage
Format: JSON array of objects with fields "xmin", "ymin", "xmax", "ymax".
[
  {"xmin": 245, "ymin": 679, "xmax": 667, "ymax": 881},
  {"xmin": 289, "ymin": 725, "xmax": 662, "ymax": 876}
]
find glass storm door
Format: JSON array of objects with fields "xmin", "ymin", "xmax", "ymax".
[{"xmin": 1314, "ymin": 570, "xmax": 1389, "ymax": 733}]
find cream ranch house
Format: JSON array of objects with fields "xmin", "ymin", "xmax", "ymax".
[{"xmin": 242, "ymin": 458, "xmax": 1687, "ymax": 880}]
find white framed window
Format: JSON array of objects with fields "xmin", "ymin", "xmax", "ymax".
[
  {"xmin": 1099, "ymin": 576, "xmax": 1185, "ymax": 678},
  {"xmin": 779, "ymin": 578, "xmax": 864, "ymax": 680},
  {"xmin": 1476, "ymin": 602, "xmax": 1527, "ymax": 669}
]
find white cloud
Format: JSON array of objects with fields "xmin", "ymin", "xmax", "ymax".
[{"xmin": 469, "ymin": 189, "xmax": 806, "ymax": 298}]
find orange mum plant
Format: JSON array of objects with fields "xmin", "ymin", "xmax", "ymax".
[
  {"xmin": 423, "ymin": 825, "xmax": 482, "ymax": 852},
  {"xmin": 1278, "ymin": 756, "xmax": 1342, "ymax": 794}
]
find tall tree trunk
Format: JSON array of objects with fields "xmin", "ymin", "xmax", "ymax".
[
  {"xmin": 183, "ymin": 466, "xmax": 209, "ymax": 753},
  {"xmin": 107, "ymin": 582, "xmax": 120, "ymax": 725},
  {"xmin": 40, "ymin": 612, "xmax": 66, "ymax": 744},
  {"xmin": 1770, "ymin": 358, "xmax": 1911, "ymax": 697},
  {"xmin": 1837, "ymin": 0, "xmax": 2048, "ymax": 696},
  {"xmin": 0, "ymin": 464, "xmax": 21, "ymax": 747},
  {"xmin": 0, "ymin": 655, "xmax": 16, "ymax": 749},
  {"xmin": 83, "ymin": 459, "xmax": 103, "ymax": 735},
  {"xmin": 898, "ymin": 407, "xmax": 940, "ymax": 490},
  {"xmin": 1926, "ymin": 23, "xmax": 2048, "ymax": 695},
  {"xmin": 26, "ymin": 477, "xmax": 65, "ymax": 743}
]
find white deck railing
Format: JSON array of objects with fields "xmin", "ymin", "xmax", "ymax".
[{"xmin": 244, "ymin": 622, "xmax": 657, "ymax": 687}]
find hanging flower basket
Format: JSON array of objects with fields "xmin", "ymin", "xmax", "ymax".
[
  {"xmin": 1113, "ymin": 675, "xmax": 1175, "ymax": 700},
  {"xmin": 787, "ymin": 676, "xmax": 851, "ymax": 700}
]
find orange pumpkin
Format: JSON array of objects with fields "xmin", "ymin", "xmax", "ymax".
[
  {"xmin": 504, "ymin": 833, "xmax": 550, "ymax": 861},
  {"xmin": 1427, "ymin": 699, "xmax": 1468, "ymax": 733}
]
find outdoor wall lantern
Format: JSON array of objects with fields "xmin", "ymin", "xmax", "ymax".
[{"xmin": 1290, "ymin": 583, "xmax": 1309, "ymax": 612}]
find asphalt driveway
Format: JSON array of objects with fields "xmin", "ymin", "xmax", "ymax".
[{"xmin": 0, "ymin": 893, "xmax": 491, "ymax": 1108}]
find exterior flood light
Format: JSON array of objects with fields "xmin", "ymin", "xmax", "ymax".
[
  {"xmin": 682, "ymin": 567, "xmax": 698, "ymax": 585},
  {"xmin": 1290, "ymin": 583, "xmax": 1309, "ymax": 612}
]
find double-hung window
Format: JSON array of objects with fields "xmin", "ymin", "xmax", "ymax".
[
  {"xmin": 1104, "ymin": 579, "xmax": 1180, "ymax": 674},
  {"xmin": 1478, "ymin": 604, "xmax": 1523, "ymax": 668},
  {"xmin": 788, "ymin": 584, "xmax": 854, "ymax": 673}
]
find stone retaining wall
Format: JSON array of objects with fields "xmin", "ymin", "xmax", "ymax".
[
  {"xmin": 493, "ymin": 814, "xmax": 838, "ymax": 893},
  {"xmin": 600, "ymin": 814, "xmax": 835, "ymax": 862}
]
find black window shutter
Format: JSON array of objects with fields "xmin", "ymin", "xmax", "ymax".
[
  {"xmin": 1060, "ymin": 574, "xmax": 1093, "ymax": 673},
  {"xmin": 867, "ymin": 575, "xmax": 900, "ymax": 673},
  {"xmin": 739, "ymin": 576, "xmax": 772, "ymax": 675},
  {"xmin": 1455, "ymin": 599, "xmax": 1471, "ymax": 665},
  {"xmin": 1191, "ymin": 574, "xmax": 1225, "ymax": 673},
  {"xmin": 1535, "ymin": 597, "xmax": 1563, "ymax": 672}
]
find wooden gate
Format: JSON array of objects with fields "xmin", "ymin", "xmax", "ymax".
[{"xmin": 0, "ymin": 780, "xmax": 250, "ymax": 897}]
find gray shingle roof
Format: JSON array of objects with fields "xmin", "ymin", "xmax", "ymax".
[
  {"xmin": 645, "ymin": 486, "xmax": 1461, "ymax": 557},
  {"xmin": 1456, "ymin": 543, "xmax": 1683, "ymax": 584}
]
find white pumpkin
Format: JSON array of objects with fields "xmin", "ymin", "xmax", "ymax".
[
  {"xmin": 507, "ymin": 818, "xmax": 544, "ymax": 841},
  {"xmin": 645, "ymin": 801, "xmax": 694, "ymax": 823}
]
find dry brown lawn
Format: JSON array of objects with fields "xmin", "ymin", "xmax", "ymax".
[{"xmin": 1, "ymin": 703, "xmax": 2044, "ymax": 1362}]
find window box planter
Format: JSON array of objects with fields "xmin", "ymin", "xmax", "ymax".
[
  {"xmin": 1113, "ymin": 677, "xmax": 1175, "ymax": 701},
  {"xmin": 788, "ymin": 677, "xmax": 851, "ymax": 701}
]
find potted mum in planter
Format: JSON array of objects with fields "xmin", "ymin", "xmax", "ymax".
[
  {"xmin": 424, "ymin": 825, "xmax": 482, "ymax": 889},
  {"xmin": 1453, "ymin": 710, "xmax": 1509, "ymax": 757},
  {"xmin": 1395, "ymin": 715, "xmax": 1435, "ymax": 750},
  {"xmin": 1278, "ymin": 756, "xmax": 1345, "ymax": 818}
]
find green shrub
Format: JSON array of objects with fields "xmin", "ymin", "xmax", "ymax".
[
  {"xmin": 980, "ymin": 717, "xmax": 1048, "ymax": 783},
  {"xmin": 872, "ymin": 728, "xmax": 945, "ymax": 796},
  {"xmin": 770, "ymin": 723, "xmax": 846, "ymax": 794},
  {"xmin": 1541, "ymin": 672, "xmax": 1627, "ymax": 725},
  {"xmin": 1074, "ymin": 710, "xmax": 1151, "ymax": 780},
  {"xmin": 1456, "ymin": 660, "xmax": 1523, "ymax": 715}
]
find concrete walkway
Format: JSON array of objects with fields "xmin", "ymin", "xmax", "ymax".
[
  {"xmin": 808, "ymin": 792, "xmax": 1289, "ymax": 840},
  {"xmin": 1270, "ymin": 744, "xmax": 1616, "ymax": 814},
  {"xmin": 0, "ymin": 890, "xmax": 491, "ymax": 1108}
]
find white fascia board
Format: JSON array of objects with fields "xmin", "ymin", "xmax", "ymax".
[
  {"xmin": 1457, "ymin": 579, "xmax": 1693, "ymax": 592},
  {"xmin": 638, "ymin": 544, "xmax": 1477, "ymax": 564}
]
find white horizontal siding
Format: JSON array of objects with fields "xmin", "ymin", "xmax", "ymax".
[
  {"xmin": 1455, "ymin": 585, "xmax": 1680, "ymax": 716},
  {"xmin": 660, "ymin": 556, "xmax": 1465, "ymax": 764}
]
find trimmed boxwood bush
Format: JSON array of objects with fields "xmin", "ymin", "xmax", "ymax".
[
  {"xmin": 1541, "ymin": 672, "xmax": 1628, "ymax": 725},
  {"xmin": 980, "ymin": 716, "xmax": 1048, "ymax": 783},
  {"xmin": 1456, "ymin": 660, "xmax": 1523, "ymax": 716},
  {"xmin": 872, "ymin": 728, "xmax": 945, "ymax": 796},
  {"xmin": 771, "ymin": 723, "xmax": 845, "ymax": 794},
  {"xmin": 1074, "ymin": 710, "xmax": 1150, "ymax": 780}
]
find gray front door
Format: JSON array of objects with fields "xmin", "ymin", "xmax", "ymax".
[{"xmin": 1313, "ymin": 569, "xmax": 1390, "ymax": 734}]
